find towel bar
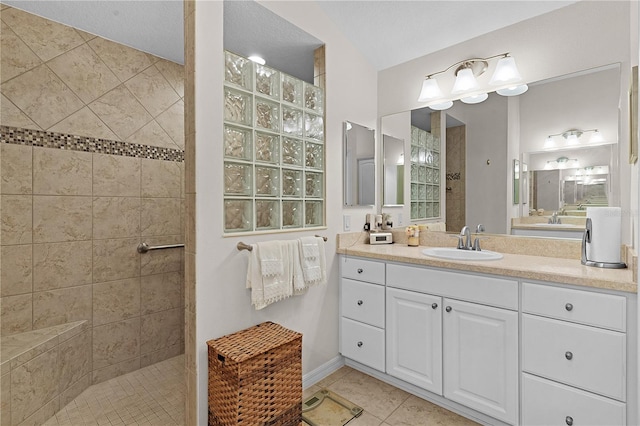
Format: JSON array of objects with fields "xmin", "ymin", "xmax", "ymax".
[
  {"xmin": 137, "ymin": 242, "xmax": 185, "ymax": 253},
  {"xmin": 237, "ymin": 235, "xmax": 328, "ymax": 252}
]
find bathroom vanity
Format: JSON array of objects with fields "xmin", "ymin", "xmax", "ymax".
[{"xmin": 337, "ymin": 241, "xmax": 637, "ymax": 426}]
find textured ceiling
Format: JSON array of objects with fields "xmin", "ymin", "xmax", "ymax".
[{"xmin": 3, "ymin": 0, "xmax": 577, "ymax": 74}]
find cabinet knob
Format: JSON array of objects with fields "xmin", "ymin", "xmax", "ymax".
[
  {"xmin": 565, "ymin": 416, "xmax": 574, "ymax": 426},
  {"xmin": 357, "ymin": 300, "xmax": 363, "ymax": 306},
  {"xmin": 445, "ymin": 306, "xmax": 452, "ymax": 313},
  {"xmin": 565, "ymin": 303, "xmax": 573, "ymax": 311},
  {"xmin": 565, "ymin": 351, "xmax": 573, "ymax": 360},
  {"xmin": 357, "ymin": 268, "xmax": 363, "ymax": 274},
  {"xmin": 432, "ymin": 303, "xmax": 438, "ymax": 310},
  {"xmin": 357, "ymin": 341, "xmax": 363, "ymax": 348}
]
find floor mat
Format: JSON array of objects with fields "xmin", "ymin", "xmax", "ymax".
[{"xmin": 302, "ymin": 389, "xmax": 363, "ymax": 426}]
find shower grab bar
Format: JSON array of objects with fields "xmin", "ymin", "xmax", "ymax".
[
  {"xmin": 237, "ymin": 235, "xmax": 328, "ymax": 252},
  {"xmin": 137, "ymin": 242, "xmax": 185, "ymax": 253}
]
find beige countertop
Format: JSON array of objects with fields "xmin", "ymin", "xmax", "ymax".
[
  {"xmin": 337, "ymin": 243, "xmax": 637, "ymax": 294},
  {"xmin": 510, "ymin": 223, "xmax": 585, "ymax": 231}
]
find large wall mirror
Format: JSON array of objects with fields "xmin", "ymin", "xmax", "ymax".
[
  {"xmin": 344, "ymin": 121, "xmax": 376, "ymax": 206},
  {"xmin": 380, "ymin": 63, "xmax": 621, "ymax": 237},
  {"xmin": 383, "ymin": 134, "xmax": 405, "ymax": 206}
]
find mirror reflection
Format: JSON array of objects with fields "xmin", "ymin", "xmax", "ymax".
[
  {"xmin": 383, "ymin": 134, "xmax": 405, "ymax": 206},
  {"xmin": 344, "ymin": 121, "xmax": 375, "ymax": 206}
]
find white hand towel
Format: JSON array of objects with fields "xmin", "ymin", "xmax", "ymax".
[
  {"xmin": 246, "ymin": 241, "xmax": 292, "ymax": 310},
  {"xmin": 298, "ymin": 236, "xmax": 326, "ymax": 287},
  {"xmin": 288, "ymin": 240, "xmax": 306, "ymax": 295}
]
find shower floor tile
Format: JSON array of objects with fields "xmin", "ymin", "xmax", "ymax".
[{"xmin": 44, "ymin": 355, "xmax": 184, "ymax": 426}]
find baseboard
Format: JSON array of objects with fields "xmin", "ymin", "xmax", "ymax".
[{"xmin": 302, "ymin": 355, "xmax": 345, "ymax": 389}]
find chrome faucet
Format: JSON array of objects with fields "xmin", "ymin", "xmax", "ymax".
[{"xmin": 459, "ymin": 226, "xmax": 472, "ymax": 250}]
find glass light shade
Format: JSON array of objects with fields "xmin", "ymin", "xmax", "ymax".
[
  {"xmin": 589, "ymin": 130, "xmax": 604, "ymax": 143},
  {"xmin": 248, "ymin": 55, "xmax": 266, "ymax": 65},
  {"xmin": 418, "ymin": 78, "xmax": 444, "ymax": 102},
  {"xmin": 489, "ymin": 56, "xmax": 522, "ymax": 85},
  {"xmin": 460, "ymin": 93, "xmax": 488, "ymax": 104},
  {"xmin": 544, "ymin": 162, "xmax": 552, "ymax": 170},
  {"xmin": 496, "ymin": 84, "xmax": 528, "ymax": 96},
  {"xmin": 429, "ymin": 101, "xmax": 453, "ymax": 111},
  {"xmin": 543, "ymin": 136, "xmax": 555, "ymax": 149},
  {"xmin": 451, "ymin": 68, "xmax": 478, "ymax": 94},
  {"xmin": 566, "ymin": 133, "xmax": 579, "ymax": 145}
]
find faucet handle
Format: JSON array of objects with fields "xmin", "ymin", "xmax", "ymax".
[
  {"xmin": 449, "ymin": 234, "xmax": 465, "ymax": 249},
  {"xmin": 472, "ymin": 236, "xmax": 488, "ymax": 251},
  {"xmin": 475, "ymin": 224, "xmax": 485, "ymax": 233}
]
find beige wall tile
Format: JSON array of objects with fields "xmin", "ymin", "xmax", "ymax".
[
  {"xmin": 0, "ymin": 20, "xmax": 42, "ymax": 83},
  {"xmin": 15, "ymin": 396, "xmax": 59, "ymax": 426},
  {"xmin": 32, "ymin": 241, "xmax": 92, "ymax": 291},
  {"xmin": 91, "ymin": 357, "xmax": 139, "ymax": 385},
  {"xmin": 58, "ymin": 330, "xmax": 91, "ymax": 392},
  {"xmin": 93, "ymin": 278, "xmax": 140, "ymax": 326},
  {"xmin": 48, "ymin": 43, "xmax": 120, "ymax": 104},
  {"xmin": 155, "ymin": 59, "xmax": 184, "ymax": 98},
  {"xmin": 48, "ymin": 107, "xmax": 118, "ymax": 141},
  {"xmin": 1, "ymin": 7, "xmax": 83, "ymax": 62},
  {"xmin": 88, "ymin": 85, "xmax": 152, "ymax": 141},
  {"xmin": 140, "ymin": 343, "xmax": 183, "ymax": 369},
  {"xmin": 141, "ymin": 198, "xmax": 182, "ymax": 237},
  {"xmin": 155, "ymin": 99, "xmax": 184, "ymax": 148},
  {"xmin": 125, "ymin": 119, "xmax": 179, "ymax": 150},
  {"xmin": 0, "ymin": 94, "xmax": 41, "ymax": 131},
  {"xmin": 140, "ymin": 237, "xmax": 182, "ymax": 276},
  {"xmin": 125, "ymin": 64, "xmax": 180, "ymax": 118},
  {"xmin": 1, "ymin": 372, "xmax": 10, "ymax": 426},
  {"xmin": 185, "ymin": 252, "xmax": 195, "ymax": 314},
  {"xmin": 33, "ymin": 196, "xmax": 92, "ymax": 243},
  {"xmin": 1, "ymin": 195, "xmax": 32, "ymax": 245},
  {"xmin": 185, "ymin": 310, "xmax": 196, "ymax": 372},
  {"xmin": 59, "ymin": 373, "xmax": 89, "ymax": 407},
  {"xmin": 10, "ymin": 347, "xmax": 59, "ymax": 425},
  {"xmin": 32, "ymin": 285, "xmax": 91, "ymax": 329},
  {"xmin": 93, "ymin": 197, "xmax": 140, "ymax": 239},
  {"xmin": 140, "ymin": 308, "xmax": 182, "ymax": 355},
  {"xmin": 88, "ymin": 38, "xmax": 154, "ymax": 83},
  {"xmin": 1, "ymin": 245, "xmax": 32, "ymax": 297},
  {"xmin": 185, "ymin": 194, "xmax": 195, "ymax": 253},
  {"xmin": 1, "ymin": 64, "xmax": 84, "ymax": 130},
  {"xmin": 92, "ymin": 238, "xmax": 140, "ymax": 283},
  {"xmin": 141, "ymin": 158, "xmax": 181, "ymax": 197},
  {"xmin": 93, "ymin": 154, "xmax": 141, "ymax": 197},
  {"xmin": 92, "ymin": 318, "xmax": 140, "ymax": 369},
  {"xmin": 0, "ymin": 294, "xmax": 32, "ymax": 335},
  {"xmin": 1, "ymin": 143, "xmax": 32, "ymax": 195},
  {"xmin": 141, "ymin": 272, "xmax": 181, "ymax": 315},
  {"xmin": 33, "ymin": 148, "xmax": 92, "ymax": 195}
]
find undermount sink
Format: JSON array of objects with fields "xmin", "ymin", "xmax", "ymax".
[{"xmin": 421, "ymin": 247, "xmax": 503, "ymax": 261}]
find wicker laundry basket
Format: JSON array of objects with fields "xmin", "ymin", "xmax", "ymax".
[{"xmin": 207, "ymin": 322, "xmax": 302, "ymax": 425}]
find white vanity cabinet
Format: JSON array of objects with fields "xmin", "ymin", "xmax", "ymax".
[
  {"xmin": 339, "ymin": 257, "xmax": 386, "ymax": 372},
  {"xmin": 521, "ymin": 282, "xmax": 629, "ymax": 425}
]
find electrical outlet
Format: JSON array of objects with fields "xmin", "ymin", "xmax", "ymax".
[{"xmin": 343, "ymin": 215, "xmax": 351, "ymax": 231}]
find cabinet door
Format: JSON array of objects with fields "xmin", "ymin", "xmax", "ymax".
[
  {"xmin": 443, "ymin": 299, "xmax": 518, "ymax": 425},
  {"xmin": 386, "ymin": 287, "xmax": 442, "ymax": 395}
]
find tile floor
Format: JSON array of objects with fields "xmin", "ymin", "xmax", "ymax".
[
  {"xmin": 305, "ymin": 366, "xmax": 480, "ymax": 426},
  {"xmin": 43, "ymin": 355, "xmax": 184, "ymax": 426},
  {"xmin": 42, "ymin": 357, "xmax": 477, "ymax": 426}
]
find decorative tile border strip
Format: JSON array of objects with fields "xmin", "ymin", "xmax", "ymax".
[{"xmin": 0, "ymin": 125, "xmax": 184, "ymax": 162}]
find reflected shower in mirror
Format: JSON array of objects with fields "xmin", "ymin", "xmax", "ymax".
[
  {"xmin": 344, "ymin": 121, "xmax": 376, "ymax": 206},
  {"xmin": 383, "ymin": 134, "xmax": 405, "ymax": 206}
]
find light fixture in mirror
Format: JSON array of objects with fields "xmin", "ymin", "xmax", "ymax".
[
  {"xmin": 417, "ymin": 53, "xmax": 528, "ymax": 110},
  {"xmin": 344, "ymin": 121, "xmax": 376, "ymax": 206},
  {"xmin": 544, "ymin": 128, "xmax": 605, "ymax": 150},
  {"xmin": 383, "ymin": 134, "xmax": 405, "ymax": 207}
]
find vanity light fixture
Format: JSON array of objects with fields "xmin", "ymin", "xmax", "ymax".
[
  {"xmin": 248, "ymin": 55, "xmax": 266, "ymax": 65},
  {"xmin": 544, "ymin": 156, "xmax": 579, "ymax": 170},
  {"xmin": 417, "ymin": 53, "xmax": 528, "ymax": 110},
  {"xmin": 544, "ymin": 128, "xmax": 604, "ymax": 149}
]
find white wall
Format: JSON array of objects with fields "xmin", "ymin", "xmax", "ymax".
[
  {"xmin": 378, "ymin": 1, "xmax": 634, "ymax": 242},
  {"xmin": 193, "ymin": 1, "xmax": 378, "ymax": 424}
]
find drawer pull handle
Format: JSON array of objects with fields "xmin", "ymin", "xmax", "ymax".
[
  {"xmin": 432, "ymin": 303, "xmax": 438, "ymax": 310},
  {"xmin": 565, "ymin": 416, "xmax": 574, "ymax": 426},
  {"xmin": 565, "ymin": 303, "xmax": 573, "ymax": 311},
  {"xmin": 357, "ymin": 341, "xmax": 363, "ymax": 348},
  {"xmin": 357, "ymin": 300, "xmax": 363, "ymax": 306},
  {"xmin": 565, "ymin": 351, "xmax": 573, "ymax": 360},
  {"xmin": 445, "ymin": 306, "xmax": 452, "ymax": 313},
  {"xmin": 357, "ymin": 268, "xmax": 363, "ymax": 274}
]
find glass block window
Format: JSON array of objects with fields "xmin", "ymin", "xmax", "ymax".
[
  {"xmin": 223, "ymin": 51, "xmax": 325, "ymax": 233},
  {"xmin": 410, "ymin": 126, "xmax": 441, "ymax": 221}
]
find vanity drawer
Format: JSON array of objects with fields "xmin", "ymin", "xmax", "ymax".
[
  {"xmin": 522, "ymin": 282, "xmax": 626, "ymax": 332},
  {"xmin": 341, "ymin": 278, "xmax": 385, "ymax": 328},
  {"xmin": 522, "ymin": 314, "xmax": 626, "ymax": 401},
  {"xmin": 341, "ymin": 257, "xmax": 385, "ymax": 285},
  {"xmin": 522, "ymin": 373, "xmax": 625, "ymax": 426},
  {"xmin": 340, "ymin": 317, "xmax": 385, "ymax": 371}
]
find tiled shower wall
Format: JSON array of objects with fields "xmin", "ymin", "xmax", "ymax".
[
  {"xmin": 446, "ymin": 125, "xmax": 466, "ymax": 232},
  {"xmin": 0, "ymin": 4, "xmax": 185, "ymax": 385}
]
